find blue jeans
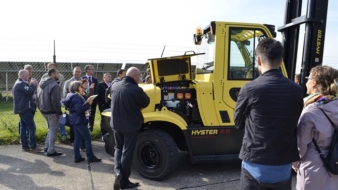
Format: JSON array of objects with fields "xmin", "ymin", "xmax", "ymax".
[
  {"xmin": 59, "ymin": 123, "xmax": 67, "ymax": 137},
  {"xmin": 19, "ymin": 111, "xmax": 37, "ymax": 149},
  {"xmin": 73, "ymin": 124, "xmax": 94, "ymax": 161}
]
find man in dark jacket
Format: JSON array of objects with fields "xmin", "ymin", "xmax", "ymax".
[
  {"xmin": 234, "ymin": 38, "xmax": 303, "ymax": 189},
  {"xmin": 13, "ymin": 69, "xmax": 41, "ymax": 152},
  {"xmin": 37, "ymin": 68, "xmax": 63, "ymax": 156},
  {"xmin": 110, "ymin": 67, "xmax": 150, "ymax": 190},
  {"xmin": 82, "ymin": 65, "xmax": 98, "ymax": 132},
  {"xmin": 97, "ymin": 73, "xmax": 112, "ymax": 137}
]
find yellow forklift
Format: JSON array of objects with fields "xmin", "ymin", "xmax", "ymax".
[{"xmin": 101, "ymin": 0, "xmax": 328, "ymax": 180}]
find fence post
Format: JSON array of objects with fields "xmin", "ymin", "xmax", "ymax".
[{"xmin": 6, "ymin": 72, "xmax": 8, "ymax": 101}]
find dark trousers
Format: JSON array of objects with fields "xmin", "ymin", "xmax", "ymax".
[
  {"xmin": 69, "ymin": 124, "xmax": 75, "ymax": 143},
  {"xmin": 100, "ymin": 117, "xmax": 108, "ymax": 136},
  {"xmin": 69, "ymin": 124, "xmax": 85, "ymax": 149},
  {"xmin": 73, "ymin": 124, "xmax": 94, "ymax": 161},
  {"xmin": 88, "ymin": 102, "xmax": 97, "ymax": 132},
  {"xmin": 19, "ymin": 111, "xmax": 37, "ymax": 149},
  {"xmin": 99, "ymin": 105, "xmax": 109, "ymax": 136},
  {"xmin": 240, "ymin": 167, "xmax": 292, "ymax": 190},
  {"xmin": 114, "ymin": 131, "xmax": 138, "ymax": 187}
]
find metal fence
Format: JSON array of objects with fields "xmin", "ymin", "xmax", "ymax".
[
  {"xmin": 0, "ymin": 61, "xmax": 148, "ymax": 131},
  {"xmin": 0, "ymin": 61, "xmax": 150, "ymax": 100}
]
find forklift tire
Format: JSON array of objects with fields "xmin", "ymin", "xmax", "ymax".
[{"xmin": 133, "ymin": 129, "xmax": 179, "ymax": 181}]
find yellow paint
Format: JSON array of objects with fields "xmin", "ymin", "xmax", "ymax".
[{"xmin": 143, "ymin": 107, "xmax": 188, "ymax": 130}]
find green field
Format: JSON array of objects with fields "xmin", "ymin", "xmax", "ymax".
[{"xmin": 0, "ymin": 100, "xmax": 103, "ymax": 145}]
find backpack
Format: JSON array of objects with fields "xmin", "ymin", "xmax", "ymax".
[{"xmin": 312, "ymin": 108, "xmax": 338, "ymax": 176}]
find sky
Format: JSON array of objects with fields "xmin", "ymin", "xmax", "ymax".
[{"xmin": 0, "ymin": 0, "xmax": 337, "ymax": 72}]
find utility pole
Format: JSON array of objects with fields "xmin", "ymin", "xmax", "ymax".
[{"xmin": 53, "ymin": 40, "xmax": 56, "ymax": 63}]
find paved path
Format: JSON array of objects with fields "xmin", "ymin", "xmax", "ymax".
[{"xmin": 0, "ymin": 141, "xmax": 296, "ymax": 190}]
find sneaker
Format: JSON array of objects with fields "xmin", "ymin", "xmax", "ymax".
[
  {"xmin": 47, "ymin": 151, "xmax": 63, "ymax": 157},
  {"xmin": 31, "ymin": 147, "xmax": 43, "ymax": 153},
  {"xmin": 89, "ymin": 156, "xmax": 101, "ymax": 163},
  {"xmin": 22, "ymin": 147, "xmax": 30, "ymax": 152}
]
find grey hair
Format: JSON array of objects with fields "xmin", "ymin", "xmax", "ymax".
[
  {"xmin": 69, "ymin": 81, "xmax": 82, "ymax": 93},
  {"xmin": 18, "ymin": 69, "xmax": 28, "ymax": 78},
  {"xmin": 24, "ymin": 64, "xmax": 33, "ymax": 70},
  {"xmin": 103, "ymin": 72, "xmax": 111, "ymax": 77}
]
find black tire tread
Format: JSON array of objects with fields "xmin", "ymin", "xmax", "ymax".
[{"xmin": 133, "ymin": 129, "xmax": 179, "ymax": 181}]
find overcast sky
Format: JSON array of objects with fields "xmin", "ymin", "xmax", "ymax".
[{"xmin": 0, "ymin": 0, "xmax": 337, "ymax": 71}]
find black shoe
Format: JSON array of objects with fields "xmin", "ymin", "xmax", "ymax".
[
  {"xmin": 22, "ymin": 147, "xmax": 31, "ymax": 152},
  {"xmin": 89, "ymin": 156, "xmax": 101, "ymax": 163},
  {"xmin": 121, "ymin": 182, "xmax": 140, "ymax": 189},
  {"xmin": 113, "ymin": 174, "xmax": 122, "ymax": 190},
  {"xmin": 74, "ymin": 157, "xmax": 85, "ymax": 163},
  {"xmin": 47, "ymin": 151, "xmax": 63, "ymax": 157}
]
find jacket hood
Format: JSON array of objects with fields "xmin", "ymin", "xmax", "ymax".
[
  {"xmin": 316, "ymin": 99, "xmax": 338, "ymax": 125},
  {"xmin": 39, "ymin": 77, "xmax": 56, "ymax": 89},
  {"xmin": 61, "ymin": 92, "xmax": 77, "ymax": 107}
]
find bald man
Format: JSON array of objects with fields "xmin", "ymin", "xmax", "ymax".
[
  {"xmin": 13, "ymin": 70, "xmax": 41, "ymax": 152},
  {"xmin": 110, "ymin": 67, "xmax": 150, "ymax": 190}
]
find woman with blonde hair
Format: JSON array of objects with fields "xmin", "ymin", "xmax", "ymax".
[
  {"xmin": 292, "ymin": 65, "xmax": 338, "ymax": 189},
  {"xmin": 61, "ymin": 81, "xmax": 101, "ymax": 163}
]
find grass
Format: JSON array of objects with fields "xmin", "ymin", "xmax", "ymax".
[{"xmin": 0, "ymin": 100, "xmax": 103, "ymax": 145}]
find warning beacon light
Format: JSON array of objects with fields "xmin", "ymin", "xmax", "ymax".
[{"xmin": 194, "ymin": 26, "xmax": 202, "ymax": 45}]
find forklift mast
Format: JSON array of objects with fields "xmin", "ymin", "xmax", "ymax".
[{"xmin": 278, "ymin": 0, "xmax": 329, "ymax": 96}]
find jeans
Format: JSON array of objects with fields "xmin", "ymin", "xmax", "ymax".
[
  {"xmin": 18, "ymin": 121, "xmax": 29, "ymax": 139},
  {"xmin": 59, "ymin": 123, "xmax": 67, "ymax": 137},
  {"xmin": 73, "ymin": 124, "xmax": 94, "ymax": 161},
  {"xmin": 19, "ymin": 111, "xmax": 37, "ymax": 149},
  {"xmin": 114, "ymin": 130, "xmax": 138, "ymax": 186},
  {"xmin": 69, "ymin": 125, "xmax": 84, "ymax": 148},
  {"xmin": 240, "ymin": 167, "xmax": 292, "ymax": 190}
]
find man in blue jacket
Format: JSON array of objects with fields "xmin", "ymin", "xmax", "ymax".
[
  {"xmin": 234, "ymin": 38, "xmax": 303, "ymax": 189},
  {"xmin": 110, "ymin": 67, "xmax": 150, "ymax": 190},
  {"xmin": 13, "ymin": 70, "xmax": 41, "ymax": 152}
]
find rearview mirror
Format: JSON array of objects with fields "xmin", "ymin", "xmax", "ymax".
[
  {"xmin": 194, "ymin": 34, "xmax": 202, "ymax": 45},
  {"xmin": 243, "ymin": 40, "xmax": 250, "ymax": 46}
]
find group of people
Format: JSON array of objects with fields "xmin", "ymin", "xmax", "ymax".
[
  {"xmin": 235, "ymin": 38, "xmax": 338, "ymax": 190},
  {"xmin": 12, "ymin": 63, "xmax": 106, "ymax": 162},
  {"xmin": 12, "ymin": 63, "xmax": 150, "ymax": 189}
]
